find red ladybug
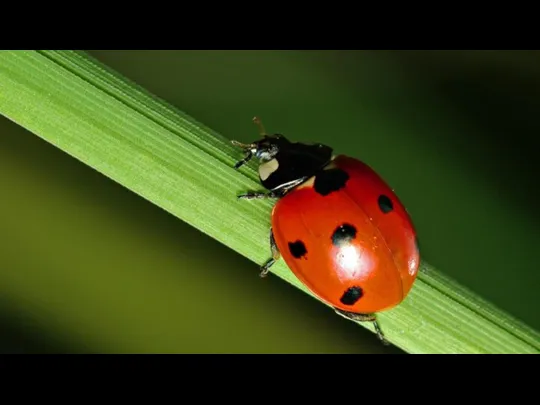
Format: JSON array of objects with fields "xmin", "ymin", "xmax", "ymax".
[{"xmin": 232, "ymin": 117, "xmax": 420, "ymax": 344}]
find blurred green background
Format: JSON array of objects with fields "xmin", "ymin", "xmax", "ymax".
[{"xmin": 1, "ymin": 50, "xmax": 539, "ymax": 353}]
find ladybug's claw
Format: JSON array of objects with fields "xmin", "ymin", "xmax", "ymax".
[
  {"xmin": 372, "ymin": 320, "xmax": 390, "ymax": 346},
  {"xmin": 259, "ymin": 259, "xmax": 274, "ymax": 277}
]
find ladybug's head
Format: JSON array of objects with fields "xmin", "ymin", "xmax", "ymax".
[
  {"xmin": 232, "ymin": 117, "xmax": 333, "ymax": 193},
  {"xmin": 231, "ymin": 134, "xmax": 290, "ymax": 170}
]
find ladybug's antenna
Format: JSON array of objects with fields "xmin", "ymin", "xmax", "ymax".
[{"xmin": 253, "ymin": 116, "xmax": 266, "ymax": 137}]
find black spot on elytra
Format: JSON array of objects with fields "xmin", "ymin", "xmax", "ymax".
[
  {"xmin": 331, "ymin": 223, "xmax": 357, "ymax": 247},
  {"xmin": 313, "ymin": 168, "xmax": 349, "ymax": 196},
  {"xmin": 340, "ymin": 286, "xmax": 363, "ymax": 306},
  {"xmin": 288, "ymin": 240, "xmax": 307, "ymax": 259},
  {"xmin": 378, "ymin": 194, "xmax": 393, "ymax": 213}
]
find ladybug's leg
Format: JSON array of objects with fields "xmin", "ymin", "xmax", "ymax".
[
  {"xmin": 230, "ymin": 140, "xmax": 256, "ymax": 170},
  {"xmin": 259, "ymin": 228, "xmax": 280, "ymax": 278},
  {"xmin": 238, "ymin": 179, "xmax": 306, "ymax": 200},
  {"xmin": 237, "ymin": 191, "xmax": 280, "ymax": 200},
  {"xmin": 334, "ymin": 309, "xmax": 389, "ymax": 345}
]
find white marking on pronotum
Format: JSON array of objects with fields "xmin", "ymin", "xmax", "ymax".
[{"xmin": 259, "ymin": 158, "xmax": 279, "ymax": 181}]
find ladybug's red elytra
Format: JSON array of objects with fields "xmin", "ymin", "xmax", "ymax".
[{"xmin": 231, "ymin": 117, "xmax": 420, "ymax": 344}]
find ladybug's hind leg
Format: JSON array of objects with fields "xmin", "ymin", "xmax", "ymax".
[
  {"xmin": 334, "ymin": 309, "xmax": 389, "ymax": 346},
  {"xmin": 260, "ymin": 228, "xmax": 281, "ymax": 278}
]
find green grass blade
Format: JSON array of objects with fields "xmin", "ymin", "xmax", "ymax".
[{"xmin": 0, "ymin": 50, "xmax": 538, "ymax": 353}]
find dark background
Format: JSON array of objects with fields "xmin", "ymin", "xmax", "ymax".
[{"xmin": 0, "ymin": 50, "xmax": 538, "ymax": 353}]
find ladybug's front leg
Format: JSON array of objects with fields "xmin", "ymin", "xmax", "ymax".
[
  {"xmin": 237, "ymin": 179, "xmax": 304, "ymax": 200},
  {"xmin": 334, "ymin": 309, "xmax": 389, "ymax": 345},
  {"xmin": 259, "ymin": 228, "xmax": 281, "ymax": 278}
]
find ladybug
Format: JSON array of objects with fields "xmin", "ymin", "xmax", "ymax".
[{"xmin": 231, "ymin": 117, "xmax": 420, "ymax": 344}]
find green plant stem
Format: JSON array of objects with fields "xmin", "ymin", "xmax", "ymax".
[{"xmin": 0, "ymin": 50, "xmax": 538, "ymax": 354}]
